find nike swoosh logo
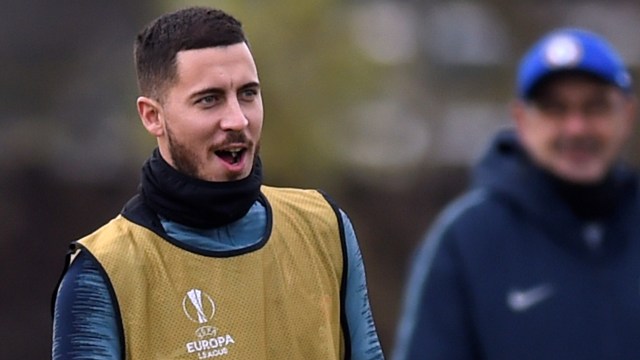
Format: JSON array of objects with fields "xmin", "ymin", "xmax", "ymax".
[{"xmin": 507, "ymin": 284, "xmax": 554, "ymax": 312}]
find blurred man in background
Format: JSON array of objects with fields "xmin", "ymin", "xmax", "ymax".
[
  {"xmin": 394, "ymin": 28, "xmax": 640, "ymax": 359},
  {"xmin": 52, "ymin": 6, "xmax": 383, "ymax": 359}
]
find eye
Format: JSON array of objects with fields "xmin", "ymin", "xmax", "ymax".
[
  {"xmin": 196, "ymin": 94, "xmax": 219, "ymax": 106},
  {"xmin": 239, "ymin": 87, "xmax": 259, "ymax": 101},
  {"xmin": 583, "ymin": 98, "xmax": 611, "ymax": 116},
  {"xmin": 534, "ymin": 99, "xmax": 566, "ymax": 117}
]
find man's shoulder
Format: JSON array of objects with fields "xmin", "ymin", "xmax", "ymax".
[
  {"xmin": 260, "ymin": 184, "xmax": 321, "ymax": 197},
  {"xmin": 261, "ymin": 185, "xmax": 336, "ymax": 209},
  {"xmin": 260, "ymin": 185, "xmax": 344, "ymax": 226},
  {"xmin": 439, "ymin": 188, "xmax": 500, "ymax": 222},
  {"xmin": 77, "ymin": 214, "xmax": 139, "ymax": 247},
  {"xmin": 429, "ymin": 188, "xmax": 514, "ymax": 240}
]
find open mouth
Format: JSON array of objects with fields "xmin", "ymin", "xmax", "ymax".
[{"xmin": 214, "ymin": 148, "xmax": 247, "ymax": 165}]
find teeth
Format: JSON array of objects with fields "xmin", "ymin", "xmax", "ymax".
[
  {"xmin": 225, "ymin": 149, "xmax": 242, "ymax": 163},
  {"xmin": 215, "ymin": 148, "xmax": 244, "ymax": 164}
]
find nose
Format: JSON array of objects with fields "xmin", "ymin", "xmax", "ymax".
[
  {"xmin": 562, "ymin": 108, "xmax": 590, "ymax": 135},
  {"xmin": 220, "ymin": 97, "xmax": 249, "ymax": 130}
]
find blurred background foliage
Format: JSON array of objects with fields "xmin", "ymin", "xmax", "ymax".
[{"xmin": 2, "ymin": 0, "xmax": 640, "ymax": 357}]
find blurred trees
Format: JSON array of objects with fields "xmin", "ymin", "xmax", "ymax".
[{"xmin": 165, "ymin": 0, "xmax": 387, "ymax": 189}]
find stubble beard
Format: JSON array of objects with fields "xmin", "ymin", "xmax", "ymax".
[
  {"xmin": 166, "ymin": 124, "xmax": 260, "ymax": 181},
  {"xmin": 166, "ymin": 125, "xmax": 201, "ymax": 179}
]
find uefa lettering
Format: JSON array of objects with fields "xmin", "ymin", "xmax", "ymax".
[{"xmin": 182, "ymin": 289, "xmax": 236, "ymax": 358}]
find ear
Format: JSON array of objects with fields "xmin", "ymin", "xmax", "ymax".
[
  {"xmin": 624, "ymin": 96, "xmax": 638, "ymax": 130},
  {"xmin": 137, "ymin": 96, "xmax": 164, "ymax": 136},
  {"xmin": 510, "ymin": 99, "xmax": 529, "ymax": 137}
]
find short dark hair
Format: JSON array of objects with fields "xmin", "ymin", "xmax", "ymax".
[{"xmin": 134, "ymin": 7, "xmax": 248, "ymax": 100}]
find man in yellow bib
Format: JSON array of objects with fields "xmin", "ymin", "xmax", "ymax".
[{"xmin": 52, "ymin": 6, "xmax": 384, "ymax": 360}]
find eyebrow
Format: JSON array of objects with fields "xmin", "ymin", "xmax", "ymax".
[{"xmin": 189, "ymin": 81, "xmax": 261, "ymax": 101}]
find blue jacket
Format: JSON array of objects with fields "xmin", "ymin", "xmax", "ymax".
[{"xmin": 394, "ymin": 128, "xmax": 640, "ymax": 360}]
